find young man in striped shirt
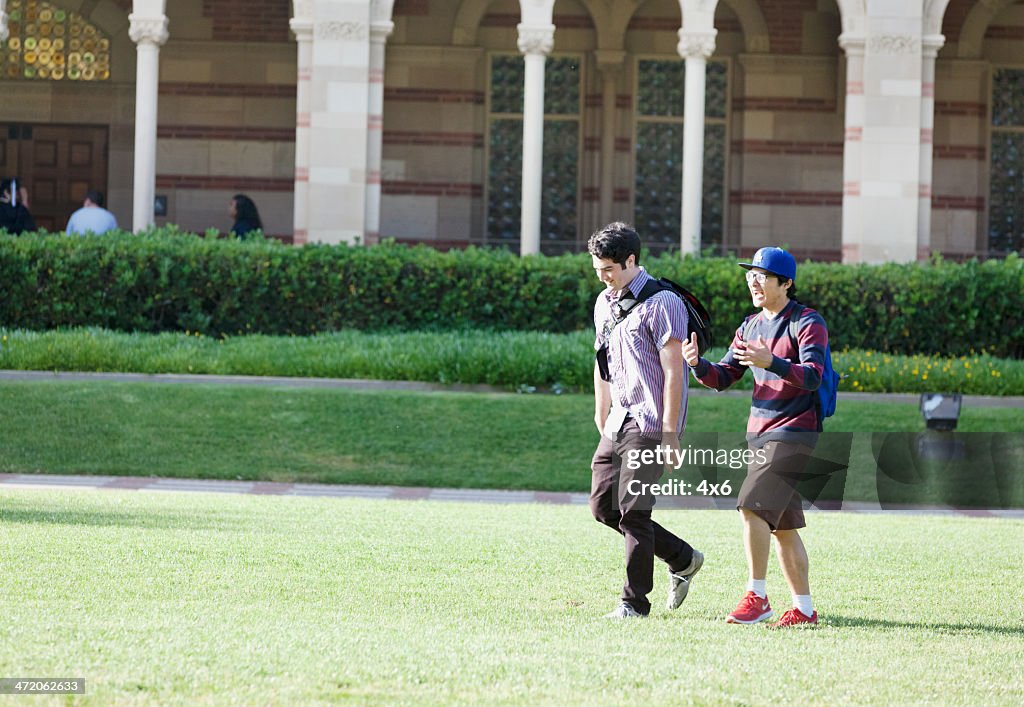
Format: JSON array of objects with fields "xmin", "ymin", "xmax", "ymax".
[
  {"xmin": 589, "ymin": 222, "xmax": 703, "ymax": 619},
  {"xmin": 683, "ymin": 247, "xmax": 827, "ymax": 628}
]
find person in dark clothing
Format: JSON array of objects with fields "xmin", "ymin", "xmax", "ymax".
[
  {"xmin": 0, "ymin": 177, "xmax": 36, "ymax": 234},
  {"xmin": 229, "ymin": 194, "xmax": 263, "ymax": 238}
]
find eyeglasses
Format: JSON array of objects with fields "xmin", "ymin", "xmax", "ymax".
[{"xmin": 744, "ymin": 271, "xmax": 772, "ymax": 285}]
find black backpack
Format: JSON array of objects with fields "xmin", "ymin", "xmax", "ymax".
[{"xmin": 596, "ymin": 277, "xmax": 713, "ymax": 382}]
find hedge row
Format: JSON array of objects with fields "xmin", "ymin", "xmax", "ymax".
[{"xmin": 1, "ymin": 229, "xmax": 1021, "ymax": 357}]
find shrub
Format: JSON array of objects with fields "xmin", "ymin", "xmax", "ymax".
[{"xmin": 0, "ymin": 229, "xmax": 1020, "ymax": 357}]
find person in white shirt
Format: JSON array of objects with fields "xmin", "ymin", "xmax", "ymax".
[{"xmin": 66, "ymin": 190, "xmax": 118, "ymax": 235}]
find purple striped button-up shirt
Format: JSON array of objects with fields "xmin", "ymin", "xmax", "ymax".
[{"xmin": 594, "ymin": 268, "xmax": 689, "ymax": 440}]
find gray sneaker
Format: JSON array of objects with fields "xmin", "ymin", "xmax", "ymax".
[
  {"xmin": 603, "ymin": 602, "xmax": 645, "ymax": 619},
  {"xmin": 666, "ymin": 549, "xmax": 704, "ymax": 610}
]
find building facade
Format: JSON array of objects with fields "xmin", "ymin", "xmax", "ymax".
[{"xmin": 0, "ymin": 0, "xmax": 1022, "ymax": 262}]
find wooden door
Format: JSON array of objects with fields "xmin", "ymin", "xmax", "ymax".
[{"xmin": 1, "ymin": 123, "xmax": 108, "ymax": 232}]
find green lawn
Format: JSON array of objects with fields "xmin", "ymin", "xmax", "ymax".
[
  {"xmin": 0, "ymin": 489, "xmax": 1020, "ymax": 704},
  {"xmin": 1, "ymin": 381, "xmax": 1021, "ymax": 506}
]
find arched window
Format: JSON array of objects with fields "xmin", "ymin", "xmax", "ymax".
[
  {"xmin": 2, "ymin": 0, "xmax": 111, "ymax": 81},
  {"xmin": 633, "ymin": 58, "xmax": 728, "ymax": 252},
  {"xmin": 486, "ymin": 53, "xmax": 582, "ymax": 252}
]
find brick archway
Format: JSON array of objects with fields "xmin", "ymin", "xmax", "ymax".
[{"xmin": 957, "ymin": 0, "xmax": 1018, "ymax": 57}]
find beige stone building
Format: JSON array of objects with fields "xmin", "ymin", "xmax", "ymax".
[{"xmin": 0, "ymin": 0, "xmax": 1021, "ymax": 262}]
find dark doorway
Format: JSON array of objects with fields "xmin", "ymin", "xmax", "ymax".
[{"xmin": 1, "ymin": 123, "xmax": 109, "ymax": 232}]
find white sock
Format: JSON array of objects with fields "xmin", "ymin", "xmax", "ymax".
[
  {"xmin": 747, "ymin": 579, "xmax": 767, "ymax": 598},
  {"xmin": 793, "ymin": 594, "xmax": 813, "ymax": 617}
]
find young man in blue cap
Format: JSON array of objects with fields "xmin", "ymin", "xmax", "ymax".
[{"xmin": 682, "ymin": 247, "xmax": 828, "ymax": 628}]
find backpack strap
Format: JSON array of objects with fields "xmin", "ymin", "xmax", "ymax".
[
  {"xmin": 787, "ymin": 303, "xmax": 806, "ymax": 356},
  {"xmin": 608, "ymin": 278, "xmax": 667, "ymax": 327},
  {"xmin": 595, "ymin": 278, "xmax": 668, "ymax": 382},
  {"xmin": 741, "ymin": 314, "xmax": 758, "ymax": 345}
]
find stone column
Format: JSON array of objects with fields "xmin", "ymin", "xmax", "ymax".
[
  {"xmin": 918, "ymin": 34, "xmax": 944, "ymax": 261},
  {"xmin": 305, "ymin": 2, "xmax": 372, "ymax": 245},
  {"xmin": 517, "ymin": 24, "xmax": 554, "ymax": 256},
  {"xmin": 364, "ymin": 17, "xmax": 394, "ymax": 246},
  {"xmin": 595, "ymin": 50, "xmax": 624, "ymax": 227},
  {"xmin": 840, "ymin": 13, "xmax": 924, "ymax": 264},
  {"xmin": 290, "ymin": 2, "xmax": 314, "ymax": 245},
  {"xmin": 128, "ymin": 2, "xmax": 169, "ymax": 232},
  {"xmin": 677, "ymin": 29, "xmax": 716, "ymax": 256},
  {"xmin": 838, "ymin": 33, "xmax": 866, "ymax": 263}
]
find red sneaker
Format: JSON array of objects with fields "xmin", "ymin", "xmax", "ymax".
[
  {"xmin": 769, "ymin": 608, "xmax": 818, "ymax": 628},
  {"xmin": 726, "ymin": 591, "xmax": 774, "ymax": 624}
]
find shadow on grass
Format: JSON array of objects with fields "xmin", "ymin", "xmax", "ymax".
[
  {"xmin": 824, "ymin": 614, "xmax": 1024, "ymax": 638},
  {"xmin": 0, "ymin": 508, "xmax": 251, "ymax": 531}
]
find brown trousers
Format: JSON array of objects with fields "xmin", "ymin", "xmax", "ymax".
[{"xmin": 589, "ymin": 418, "xmax": 694, "ymax": 615}]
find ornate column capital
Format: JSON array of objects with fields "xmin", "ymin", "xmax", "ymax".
[
  {"xmin": 128, "ymin": 14, "xmax": 169, "ymax": 47},
  {"xmin": 838, "ymin": 33, "xmax": 866, "ymax": 57},
  {"xmin": 370, "ymin": 21, "xmax": 394, "ymax": 44},
  {"xmin": 922, "ymin": 33, "xmax": 945, "ymax": 59},
  {"xmin": 676, "ymin": 29, "xmax": 716, "ymax": 59},
  {"xmin": 290, "ymin": 0, "xmax": 314, "ymax": 40},
  {"xmin": 517, "ymin": 23, "xmax": 554, "ymax": 56},
  {"xmin": 867, "ymin": 34, "xmax": 920, "ymax": 55}
]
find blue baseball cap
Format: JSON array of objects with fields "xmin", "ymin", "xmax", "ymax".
[{"xmin": 738, "ymin": 247, "xmax": 796, "ymax": 282}]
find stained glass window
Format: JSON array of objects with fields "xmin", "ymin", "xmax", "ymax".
[
  {"xmin": 490, "ymin": 55, "xmax": 525, "ymax": 115},
  {"xmin": 2, "ymin": 0, "xmax": 111, "ymax": 81},
  {"xmin": 488, "ymin": 118, "xmax": 523, "ymax": 241},
  {"xmin": 637, "ymin": 59, "xmax": 727, "ymax": 119},
  {"xmin": 634, "ymin": 58, "xmax": 728, "ymax": 249},
  {"xmin": 544, "ymin": 57, "xmax": 580, "ymax": 116},
  {"xmin": 990, "ymin": 69, "xmax": 1024, "ymax": 254},
  {"xmin": 487, "ymin": 54, "xmax": 580, "ymax": 249},
  {"xmin": 992, "ymin": 68, "xmax": 1024, "ymax": 128}
]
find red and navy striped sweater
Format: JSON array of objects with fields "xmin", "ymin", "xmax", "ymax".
[{"xmin": 692, "ymin": 299, "xmax": 829, "ymax": 447}]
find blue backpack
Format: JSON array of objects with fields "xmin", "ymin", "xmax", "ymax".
[{"xmin": 744, "ymin": 304, "xmax": 840, "ymax": 422}]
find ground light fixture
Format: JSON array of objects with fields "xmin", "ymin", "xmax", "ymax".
[{"xmin": 919, "ymin": 392, "xmax": 962, "ymax": 431}]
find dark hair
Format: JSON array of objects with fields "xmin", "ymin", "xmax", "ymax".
[
  {"xmin": 775, "ymin": 275, "xmax": 797, "ymax": 300},
  {"xmin": 85, "ymin": 190, "xmax": 105, "ymax": 208},
  {"xmin": 233, "ymin": 194, "xmax": 263, "ymax": 229},
  {"xmin": 1, "ymin": 177, "xmax": 17, "ymax": 198},
  {"xmin": 587, "ymin": 221, "xmax": 641, "ymax": 267}
]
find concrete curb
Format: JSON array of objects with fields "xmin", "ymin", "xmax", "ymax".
[
  {"xmin": 1, "ymin": 473, "xmax": 1021, "ymax": 518},
  {"xmin": 1, "ymin": 370, "xmax": 1022, "ymax": 408}
]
